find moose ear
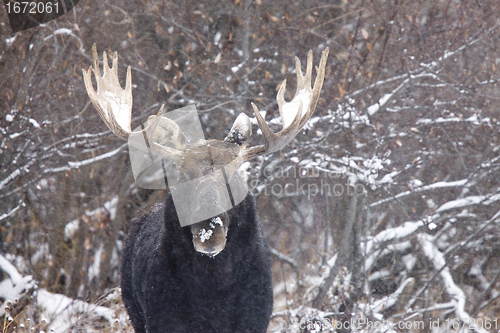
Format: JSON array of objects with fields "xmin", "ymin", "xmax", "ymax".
[
  {"xmin": 224, "ymin": 113, "xmax": 252, "ymax": 146},
  {"xmin": 147, "ymin": 115, "xmax": 187, "ymax": 150}
]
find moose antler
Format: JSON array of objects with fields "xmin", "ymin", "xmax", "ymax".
[
  {"xmin": 83, "ymin": 44, "xmax": 329, "ymax": 166},
  {"xmin": 242, "ymin": 48, "xmax": 329, "ymax": 160},
  {"xmin": 83, "ymin": 44, "xmax": 185, "ymax": 162}
]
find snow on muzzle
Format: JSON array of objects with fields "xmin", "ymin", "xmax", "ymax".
[{"xmin": 191, "ymin": 214, "xmax": 228, "ymax": 257}]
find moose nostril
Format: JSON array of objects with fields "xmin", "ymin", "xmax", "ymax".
[{"xmin": 203, "ymin": 167, "xmax": 214, "ymax": 176}]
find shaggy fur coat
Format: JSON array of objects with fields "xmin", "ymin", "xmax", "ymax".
[{"xmin": 121, "ymin": 193, "xmax": 273, "ymax": 333}]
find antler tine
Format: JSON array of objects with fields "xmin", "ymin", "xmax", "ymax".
[
  {"xmin": 243, "ymin": 47, "xmax": 329, "ymax": 161},
  {"xmin": 293, "ymin": 50, "xmax": 313, "ymax": 96},
  {"xmin": 276, "ymin": 79, "xmax": 287, "ymax": 112},
  {"xmin": 297, "ymin": 48, "xmax": 328, "ymax": 129},
  {"xmin": 83, "ymin": 44, "xmax": 186, "ymax": 163},
  {"xmin": 82, "ymin": 43, "xmax": 163, "ymax": 141}
]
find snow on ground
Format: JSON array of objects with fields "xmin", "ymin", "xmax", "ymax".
[{"xmin": 0, "ymin": 254, "xmax": 127, "ymax": 332}]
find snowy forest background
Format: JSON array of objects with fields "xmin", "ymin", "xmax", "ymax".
[{"xmin": 1, "ymin": 0, "xmax": 500, "ymax": 332}]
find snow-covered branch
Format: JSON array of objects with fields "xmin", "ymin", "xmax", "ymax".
[
  {"xmin": 418, "ymin": 234, "xmax": 488, "ymax": 333},
  {"xmin": 360, "ymin": 277, "xmax": 414, "ymax": 315},
  {"xmin": 370, "ymin": 179, "xmax": 468, "ymax": 208},
  {"xmin": 0, "ymin": 200, "xmax": 22, "ymax": 221},
  {"xmin": 0, "ymin": 254, "xmax": 126, "ymax": 332},
  {"xmin": 43, "ymin": 143, "xmax": 127, "ymax": 174}
]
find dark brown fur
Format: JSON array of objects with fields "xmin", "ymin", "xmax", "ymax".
[{"xmin": 121, "ymin": 193, "xmax": 273, "ymax": 333}]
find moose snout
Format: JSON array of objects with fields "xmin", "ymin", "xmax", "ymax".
[{"xmin": 191, "ymin": 215, "xmax": 228, "ymax": 257}]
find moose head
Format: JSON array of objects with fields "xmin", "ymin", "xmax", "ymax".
[{"xmin": 83, "ymin": 44, "xmax": 329, "ymax": 257}]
